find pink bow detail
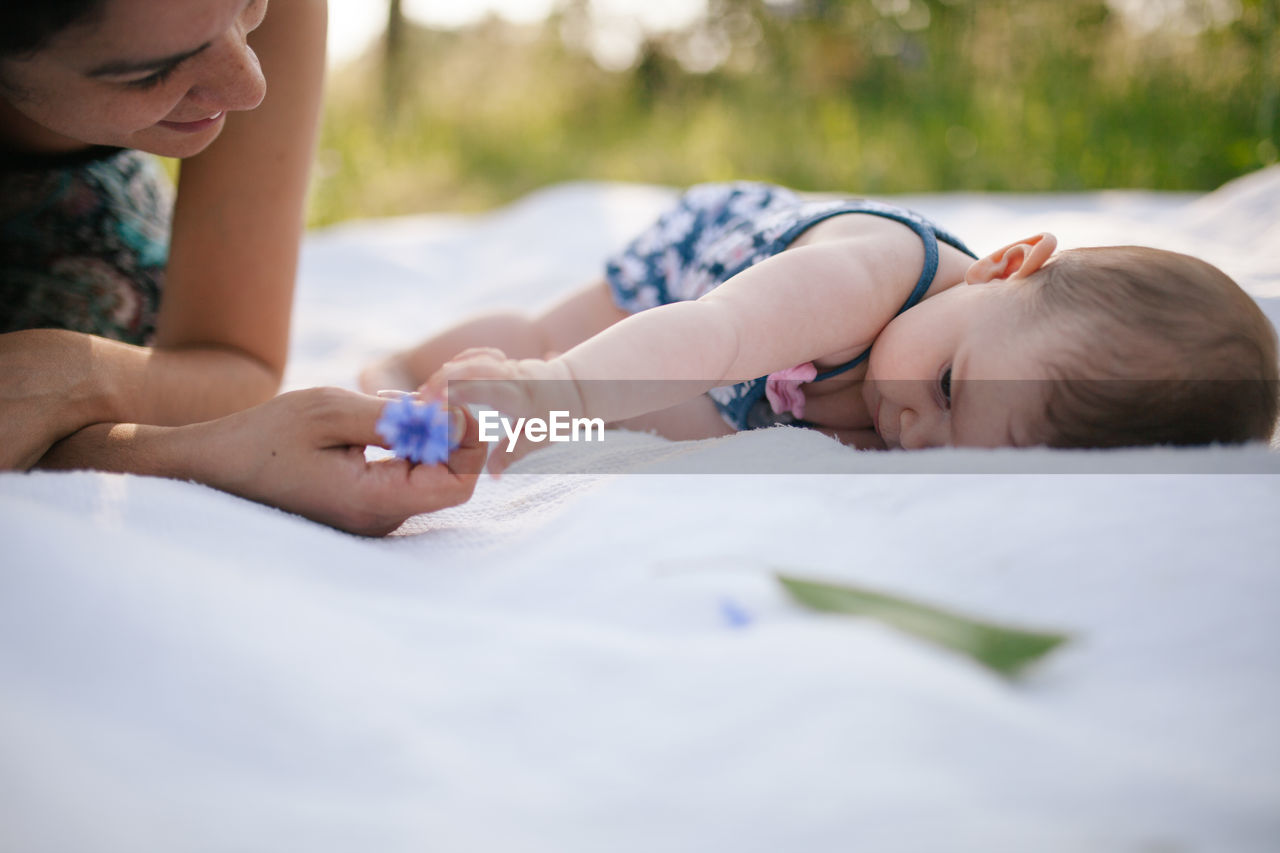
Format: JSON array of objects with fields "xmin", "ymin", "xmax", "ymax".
[{"xmin": 765, "ymin": 362, "xmax": 818, "ymax": 419}]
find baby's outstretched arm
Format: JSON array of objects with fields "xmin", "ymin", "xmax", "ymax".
[{"xmin": 429, "ymin": 228, "xmax": 927, "ymax": 425}]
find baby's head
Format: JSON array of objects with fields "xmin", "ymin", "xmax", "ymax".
[
  {"xmin": 1013, "ymin": 244, "xmax": 1278, "ymax": 448},
  {"xmin": 864, "ymin": 234, "xmax": 1278, "ymax": 451}
]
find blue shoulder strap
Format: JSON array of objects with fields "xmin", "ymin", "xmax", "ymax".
[{"xmin": 811, "ymin": 212, "xmax": 943, "ymax": 382}]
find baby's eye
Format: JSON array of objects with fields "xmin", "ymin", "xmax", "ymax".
[{"xmin": 939, "ymin": 367, "xmax": 952, "ymax": 406}]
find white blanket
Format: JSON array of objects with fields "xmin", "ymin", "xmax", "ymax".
[{"xmin": 4, "ymin": 171, "xmax": 1280, "ymax": 852}]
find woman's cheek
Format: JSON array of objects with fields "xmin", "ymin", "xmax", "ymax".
[{"xmin": 101, "ymin": 89, "xmax": 192, "ymax": 134}]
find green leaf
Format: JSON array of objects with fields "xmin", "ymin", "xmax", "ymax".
[{"xmin": 776, "ymin": 574, "xmax": 1070, "ymax": 678}]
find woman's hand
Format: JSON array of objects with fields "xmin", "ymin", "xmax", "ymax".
[
  {"xmin": 40, "ymin": 387, "xmax": 488, "ymax": 537},
  {"xmin": 192, "ymin": 387, "xmax": 487, "ymax": 536}
]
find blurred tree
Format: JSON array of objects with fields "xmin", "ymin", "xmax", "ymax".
[
  {"xmin": 1255, "ymin": 0, "xmax": 1279, "ymax": 163},
  {"xmin": 384, "ymin": 0, "xmax": 407, "ymax": 121}
]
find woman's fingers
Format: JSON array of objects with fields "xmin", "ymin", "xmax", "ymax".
[
  {"xmin": 317, "ymin": 406, "xmax": 485, "ymax": 535},
  {"xmin": 360, "ymin": 412, "xmax": 485, "ymax": 522},
  {"xmin": 442, "ymin": 405, "xmax": 488, "ymax": 478},
  {"xmin": 276, "ymin": 387, "xmax": 481, "ymax": 474},
  {"xmin": 167, "ymin": 388, "xmax": 485, "ymax": 537},
  {"xmin": 351, "ymin": 457, "xmax": 474, "ymax": 528},
  {"xmin": 274, "ymin": 387, "xmax": 393, "ymax": 449}
]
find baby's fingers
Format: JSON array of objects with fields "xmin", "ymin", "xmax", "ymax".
[
  {"xmin": 483, "ymin": 427, "xmax": 541, "ymax": 478},
  {"xmin": 445, "ymin": 378, "xmax": 536, "ymax": 422},
  {"xmin": 421, "ymin": 348, "xmax": 515, "ymax": 400},
  {"xmin": 486, "ymin": 447, "xmax": 513, "ymax": 478},
  {"xmin": 451, "ymin": 346, "xmax": 511, "ymax": 362}
]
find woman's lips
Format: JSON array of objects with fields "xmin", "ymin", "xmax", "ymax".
[{"xmin": 159, "ymin": 111, "xmax": 225, "ymax": 133}]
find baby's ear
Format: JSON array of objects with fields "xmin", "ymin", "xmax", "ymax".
[{"xmin": 965, "ymin": 233, "xmax": 1058, "ymax": 284}]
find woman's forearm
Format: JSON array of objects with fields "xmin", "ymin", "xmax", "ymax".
[
  {"xmin": 119, "ymin": 341, "xmax": 281, "ymax": 426},
  {"xmin": 31, "ymin": 343, "xmax": 276, "ymax": 475},
  {"xmin": 37, "ymin": 421, "xmax": 198, "ymax": 479},
  {"xmin": 0, "ymin": 328, "xmax": 280, "ymax": 471},
  {"xmin": 82, "ymin": 332, "xmax": 280, "ymax": 427}
]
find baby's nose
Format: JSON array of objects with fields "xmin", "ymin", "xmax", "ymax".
[
  {"xmin": 897, "ymin": 409, "xmax": 921, "ymax": 449},
  {"xmin": 898, "ymin": 409, "xmax": 945, "ymax": 450}
]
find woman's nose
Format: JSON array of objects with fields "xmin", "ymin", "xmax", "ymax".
[{"xmin": 188, "ymin": 32, "xmax": 267, "ymax": 114}]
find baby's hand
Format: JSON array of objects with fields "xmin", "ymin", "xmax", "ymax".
[
  {"xmin": 423, "ymin": 347, "xmax": 550, "ymax": 412},
  {"xmin": 422, "ymin": 348, "xmax": 576, "ymax": 475}
]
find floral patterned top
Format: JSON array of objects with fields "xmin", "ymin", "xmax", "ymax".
[{"xmin": 0, "ymin": 146, "xmax": 173, "ymax": 345}]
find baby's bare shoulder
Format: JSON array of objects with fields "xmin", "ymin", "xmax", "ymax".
[
  {"xmin": 789, "ymin": 209, "xmax": 914, "ymax": 247},
  {"xmin": 790, "ymin": 211, "xmax": 972, "ymax": 291}
]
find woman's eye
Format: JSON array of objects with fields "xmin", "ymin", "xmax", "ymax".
[
  {"xmin": 125, "ymin": 64, "xmax": 179, "ymax": 90},
  {"xmin": 939, "ymin": 367, "xmax": 952, "ymax": 405}
]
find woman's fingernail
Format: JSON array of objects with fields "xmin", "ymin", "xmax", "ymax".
[
  {"xmin": 376, "ymin": 389, "xmax": 413, "ymax": 399},
  {"xmin": 448, "ymin": 405, "xmax": 467, "ymax": 446}
]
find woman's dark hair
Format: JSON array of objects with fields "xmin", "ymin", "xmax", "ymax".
[{"xmin": 1, "ymin": 3, "xmax": 106, "ymax": 58}]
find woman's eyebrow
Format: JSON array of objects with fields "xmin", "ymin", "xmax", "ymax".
[{"xmin": 87, "ymin": 43, "xmax": 211, "ymax": 77}]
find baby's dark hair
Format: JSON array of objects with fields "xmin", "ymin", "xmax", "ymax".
[
  {"xmin": 1025, "ymin": 246, "xmax": 1279, "ymax": 448},
  {"xmin": 0, "ymin": 2, "xmax": 104, "ymax": 58}
]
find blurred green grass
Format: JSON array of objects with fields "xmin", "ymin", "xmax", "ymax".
[{"xmin": 310, "ymin": 0, "xmax": 1278, "ymax": 226}]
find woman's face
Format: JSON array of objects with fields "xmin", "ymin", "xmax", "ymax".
[{"xmin": 0, "ymin": 0, "xmax": 269, "ymax": 158}]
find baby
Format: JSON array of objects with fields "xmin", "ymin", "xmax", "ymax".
[{"xmin": 362, "ymin": 182, "xmax": 1279, "ymax": 467}]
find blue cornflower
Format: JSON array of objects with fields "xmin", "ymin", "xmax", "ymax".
[{"xmin": 376, "ymin": 397, "xmax": 458, "ymax": 465}]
